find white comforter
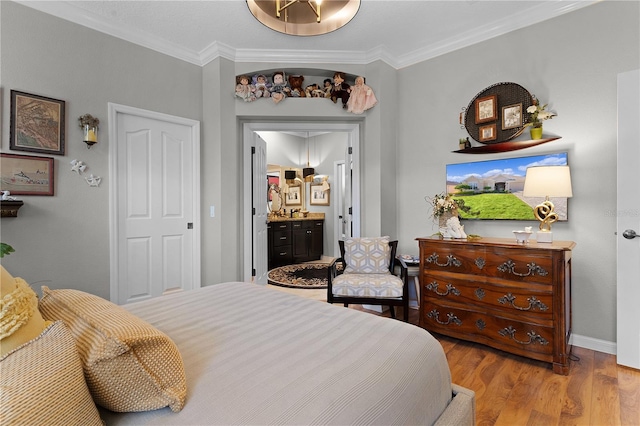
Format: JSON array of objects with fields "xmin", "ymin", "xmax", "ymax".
[{"xmin": 101, "ymin": 282, "xmax": 452, "ymax": 425}]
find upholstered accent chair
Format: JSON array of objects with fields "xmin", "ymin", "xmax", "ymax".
[{"xmin": 327, "ymin": 237, "xmax": 409, "ymax": 321}]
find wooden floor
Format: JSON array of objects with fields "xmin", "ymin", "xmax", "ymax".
[{"xmin": 351, "ymin": 305, "xmax": 640, "ymax": 426}]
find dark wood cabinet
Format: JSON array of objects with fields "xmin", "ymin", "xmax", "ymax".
[
  {"xmin": 268, "ymin": 222, "xmax": 292, "ymax": 269},
  {"xmin": 417, "ymin": 236, "xmax": 575, "ymax": 375},
  {"xmin": 268, "ymin": 219, "xmax": 323, "ymax": 269},
  {"xmin": 292, "ymin": 220, "xmax": 324, "ymax": 262}
]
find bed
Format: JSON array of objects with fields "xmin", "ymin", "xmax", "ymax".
[{"xmin": 94, "ymin": 282, "xmax": 474, "ymax": 425}]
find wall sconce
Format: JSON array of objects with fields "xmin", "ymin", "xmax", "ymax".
[
  {"xmin": 523, "ymin": 165, "xmax": 573, "ymax": 243},
  {"xmin": 78, "ymin": 114, "xmax": 99, "ymax": 148}
]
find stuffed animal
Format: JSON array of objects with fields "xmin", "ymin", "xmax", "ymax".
[
  {"xmin": 253, "ymin": 74, "xmax": 271, "ymax": 98},
  {"xmin": 269, "ymin": 71, "xmax": 290, "ymax": 104},
  {"xmin": 235, "ymin": 75, "xmax": 256, "ymax": 102},
  {"xmin": 305, "ymin": 83, "xmax": 324, "ymax": 98},
  {"xmin": 331, "ymin": 71, "xmax": 350, "ymax": 108},
  {"xmin": 288, "ymin": 75, "xmax": 306, "ymax": 97}
]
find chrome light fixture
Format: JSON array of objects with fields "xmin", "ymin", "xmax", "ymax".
[
  {"xmin": 247, "ymin": 0, "xmax": 360, "ymax": 36},
  {"xmin": 523, "ymin": 165, "xmax": 573, "ymax": 243}
]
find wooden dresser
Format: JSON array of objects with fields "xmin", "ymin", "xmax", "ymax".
[{"xmin": 417, "ymin": 236, "xmax": 576, "ymax": 375}]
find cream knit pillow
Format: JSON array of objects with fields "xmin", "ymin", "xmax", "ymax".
[
  {"xmin": 39, "ymin": 287, "xmax": 187, "ymax": 413},
  {"xmin": 0, "ymin": 321, "xmax": 103, "ymax": 425}
]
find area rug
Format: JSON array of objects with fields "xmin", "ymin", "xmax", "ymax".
[{"xmin": 268, "ymin": 263, "xmax": 342, "ymax": 289}]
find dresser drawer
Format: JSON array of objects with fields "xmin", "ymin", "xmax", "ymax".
[
  {"xmin": 421, "ymin": 244, "xmax": 483, "ymax": 275},
  {"xmin": 482, "ymin": 247, "xmax": 553, "ymax": 285},
  {"xmin": 272, "ymin": 230, "xmax": 291, "ymax": 247},
  {"xmin": 421, "ymin": 301, "xmax": 554, "ymax": 358},
  {"xmin": 422, "ymin": 273, "xmax": 553, "ymax": 317}
]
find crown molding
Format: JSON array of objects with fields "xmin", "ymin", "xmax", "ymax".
[{"xmin": 17, "ymin": 0, "xmax": 597, "ymax": 70}]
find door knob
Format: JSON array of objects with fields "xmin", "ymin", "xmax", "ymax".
[{"xmin": 623, "ymin": 229, "xmax": 639, "ymax": 239}]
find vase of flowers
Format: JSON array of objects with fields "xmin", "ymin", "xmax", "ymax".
[
  {"xmin": 427, "ymin": 193, "xmax": 462, "ymax": 228},
  {"xmin": 525, "ymin": 97, "xmax": 556, "ymax": 140}
]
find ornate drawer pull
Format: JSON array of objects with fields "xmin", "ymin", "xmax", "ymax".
[
  {"xmin": 498, "ymin": 326, "xmax": 549, "ymax": 345},
  {"xmin": 426, "ymin": 281, "xmax": 461, "ymax": 297},
  {"xmin": 498, "ymin": 293, "xmax": 549, "ymax": 311},
  {"xmin": 427, "ymin": 309, "xmax": 462, "ymax": 326},
  {"xmin": 497, "ymin": 260, "xmax": 549, "ymax": 277},
  {"xmin": 426, "ymin": 253, "xmax": 462, "ymax": 268}
]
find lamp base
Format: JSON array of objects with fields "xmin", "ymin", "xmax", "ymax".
[{"xmin": 536, "ymin": 230, "xmax": 553, "ymax": 243}]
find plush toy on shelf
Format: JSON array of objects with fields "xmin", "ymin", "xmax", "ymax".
[
  {"xmin": 331, "ymin": 71, "xmax": 351, "ymax": 108},
  {"xmin": 235, "ymin": 75, "xmax": 256, "ymax": 102},
  {"xmin": 288, "ymin": 75, "xmax": 306, "ymax": 97},
  {"xmin": 253, "ymin": 74, "xmax": 271, "ymax": 98},
  {"xmin": 305, "ymin": 83, "xmax": 324, "ymax": 98},
  {"xmin": 269, "ymin": 71, "xmax": 290, "ymax": 104},
  {"xmin": 347, "ymin": 76, "xmax": 377, "ymax": 114},
  {"xmin": 323, "ymin": 78, "xmax": 333, "ymax": 98}
]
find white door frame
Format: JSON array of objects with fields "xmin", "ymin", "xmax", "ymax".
[
  {"xmin": 108, "ymin": 103, "xmax": 201, "ymax": 303},
  {"xmin": 242, "ymin": 122, "xmax": 360, "ymax": 282}
]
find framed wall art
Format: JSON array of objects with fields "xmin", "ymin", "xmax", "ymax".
[
  {"xmin": 478, "ymin": 123, "xmax": 497, "ymax": 142},
  {"xmin": 310, "ymin": 184, "xmax": 330, "ymax": 206},
  {"xmin": 284, "ymin": 185, "xmax": 302, "ymax": 206},
  {"xmin": 10, "ymin": 90, "xmax": 66, "ymax": 155},
  {"xmin": 474, "ymin": 94, "xmax": 497, "ymax": 124},
  {"xmin": 502, "ymin": 103, "xmax": 522, "ymax": 130},
  {"xmin": 0, "ymin": 153, "xmax": 55, "ymax": 196}
]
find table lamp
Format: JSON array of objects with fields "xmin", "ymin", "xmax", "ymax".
[{"xmin": 522, "ymin": 165, "xmax": 573, "ymax": 243}]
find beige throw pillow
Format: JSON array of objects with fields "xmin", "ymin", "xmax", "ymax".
[
  {"xmin": 39, "ymin": 287, "xmax": 187, "ymax": 413},
  {"xmin": 0, "ymin": 321, "xmax": 103, "ymax": 426},
  {"xmin": 344, "ymin": 237, "xmax": 391, "ymax": 274}
]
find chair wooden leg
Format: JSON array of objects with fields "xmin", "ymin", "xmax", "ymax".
[
  {"xmin": 389, "ymin": 306, "xmax": 396, "ymax": 319},
  {"xmin": 343, "ymin": 303, "xmax": 348, "ymax": 308}
]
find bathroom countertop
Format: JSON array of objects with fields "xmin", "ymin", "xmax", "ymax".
[{"xmin": 268, "ymin": 213, "xmax": 325, "ymax": 222}]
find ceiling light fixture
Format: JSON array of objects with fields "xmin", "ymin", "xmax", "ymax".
[{"xmin": 247, "ymin": 0, "xmax": 360, "ymax": 36}]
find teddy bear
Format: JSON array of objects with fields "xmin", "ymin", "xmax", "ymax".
[
  {"xmin": 253, "ymin": 74, "xmax": 270, "ymax": 98},
  {"xmin": 235, "ymin": 75, "xmax": 256, "ymax": 102},
  {"xmin": 269, "ymin": 71, "xmax": 290, "ymax": 104},
  {"xmin": 288, "ymin": 75, "xmax": 306, "ymax": 97}
]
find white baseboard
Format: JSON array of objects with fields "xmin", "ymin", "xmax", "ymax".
[{"xmin": 570, "ymin": 333, "xmax": 616, "ymax": 355}]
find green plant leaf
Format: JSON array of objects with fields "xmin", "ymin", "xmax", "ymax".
[{"xmin": 0, "ymin": 243, "xmax": 15, "ymax": 258}]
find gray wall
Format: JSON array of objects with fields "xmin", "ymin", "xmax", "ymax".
[
  {"xmin": 396, "ymin": 1, "xmax": 639, "ymax": 344},
  {"xmin": 1, "ymin": 1, "xmax": 638, "ymax": 346},
  {"xmin": 0, "ymin": 2, "xmax": 202, "ymax": 299}
]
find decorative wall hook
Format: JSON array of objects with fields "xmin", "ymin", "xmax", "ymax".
[
  {"xmin": 70, "ymin": 159, "xmax": 87, "ymax": 174},
  {"xmin": 85, "ymin": 174, "xmax": 102, "ymax": 187}
]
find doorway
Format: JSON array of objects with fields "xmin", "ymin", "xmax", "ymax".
[{"xmin": 242, "ymin": 122, "xmax": 361, "ymax": 283}]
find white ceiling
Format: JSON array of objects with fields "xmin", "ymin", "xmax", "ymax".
[{"xmin": 18, "ymin": 0, "xmax": 595, "ymax": 69}]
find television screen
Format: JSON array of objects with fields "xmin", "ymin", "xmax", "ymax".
[{"xmin": 446, "ymin": 152, "xmax": 568, "ymax": 221}]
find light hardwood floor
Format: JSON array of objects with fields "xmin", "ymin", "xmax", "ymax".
[
  {"xmin": 362, "ymin": 305, "xmax": 640, "ymax": 426},
  {"xmin": 275, "ymin": 286, "xmax": 640, "ymax": 426}
]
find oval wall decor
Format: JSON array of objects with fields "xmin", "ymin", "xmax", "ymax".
[{"xmin": 463, "ymin": 82, "xmax": 534, "ymax": 144}]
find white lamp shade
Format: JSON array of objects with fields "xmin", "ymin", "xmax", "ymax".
[{"xmin": 523, "ymin": 166, "xmax": 573, "ymax": 198}]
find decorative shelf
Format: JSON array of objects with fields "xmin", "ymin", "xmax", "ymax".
[
  {"xmin": 453, "ymin": 136, "xmax": 560, "ymax": 154},
  {"xmin": 1, "ymin": 200, "xmax": 24, "ymax": 217}
]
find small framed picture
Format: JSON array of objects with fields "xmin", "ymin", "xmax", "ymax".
[
  {"xmin": 1, "ymin": 153, "xmax": 55, "ymax": 196},
  {"xmin": 478, "ymin": 123, "xmax": 497, "ymax": 142},
  {"xmin": 310, "ymin": 184, "xmax": 330, "ymax": 206},
  {"xmin": 502, "ymin": 103, "xmax": 522, "ymax": 130},
  {"xmin": 285, "ymin": 185, "xmax": 302, "ymax": 206},
  {"xmin": 10, "ymin": 90, "xmax": 66, "ymax": 155},
  {"xmin": 475, "ymin": 94, "xmax": 497, "ymax": 124}
]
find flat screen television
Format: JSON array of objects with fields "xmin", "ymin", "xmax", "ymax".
[{"xmin": 446, "ymin": 152, "xmax": 568, "ymax": 221}]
